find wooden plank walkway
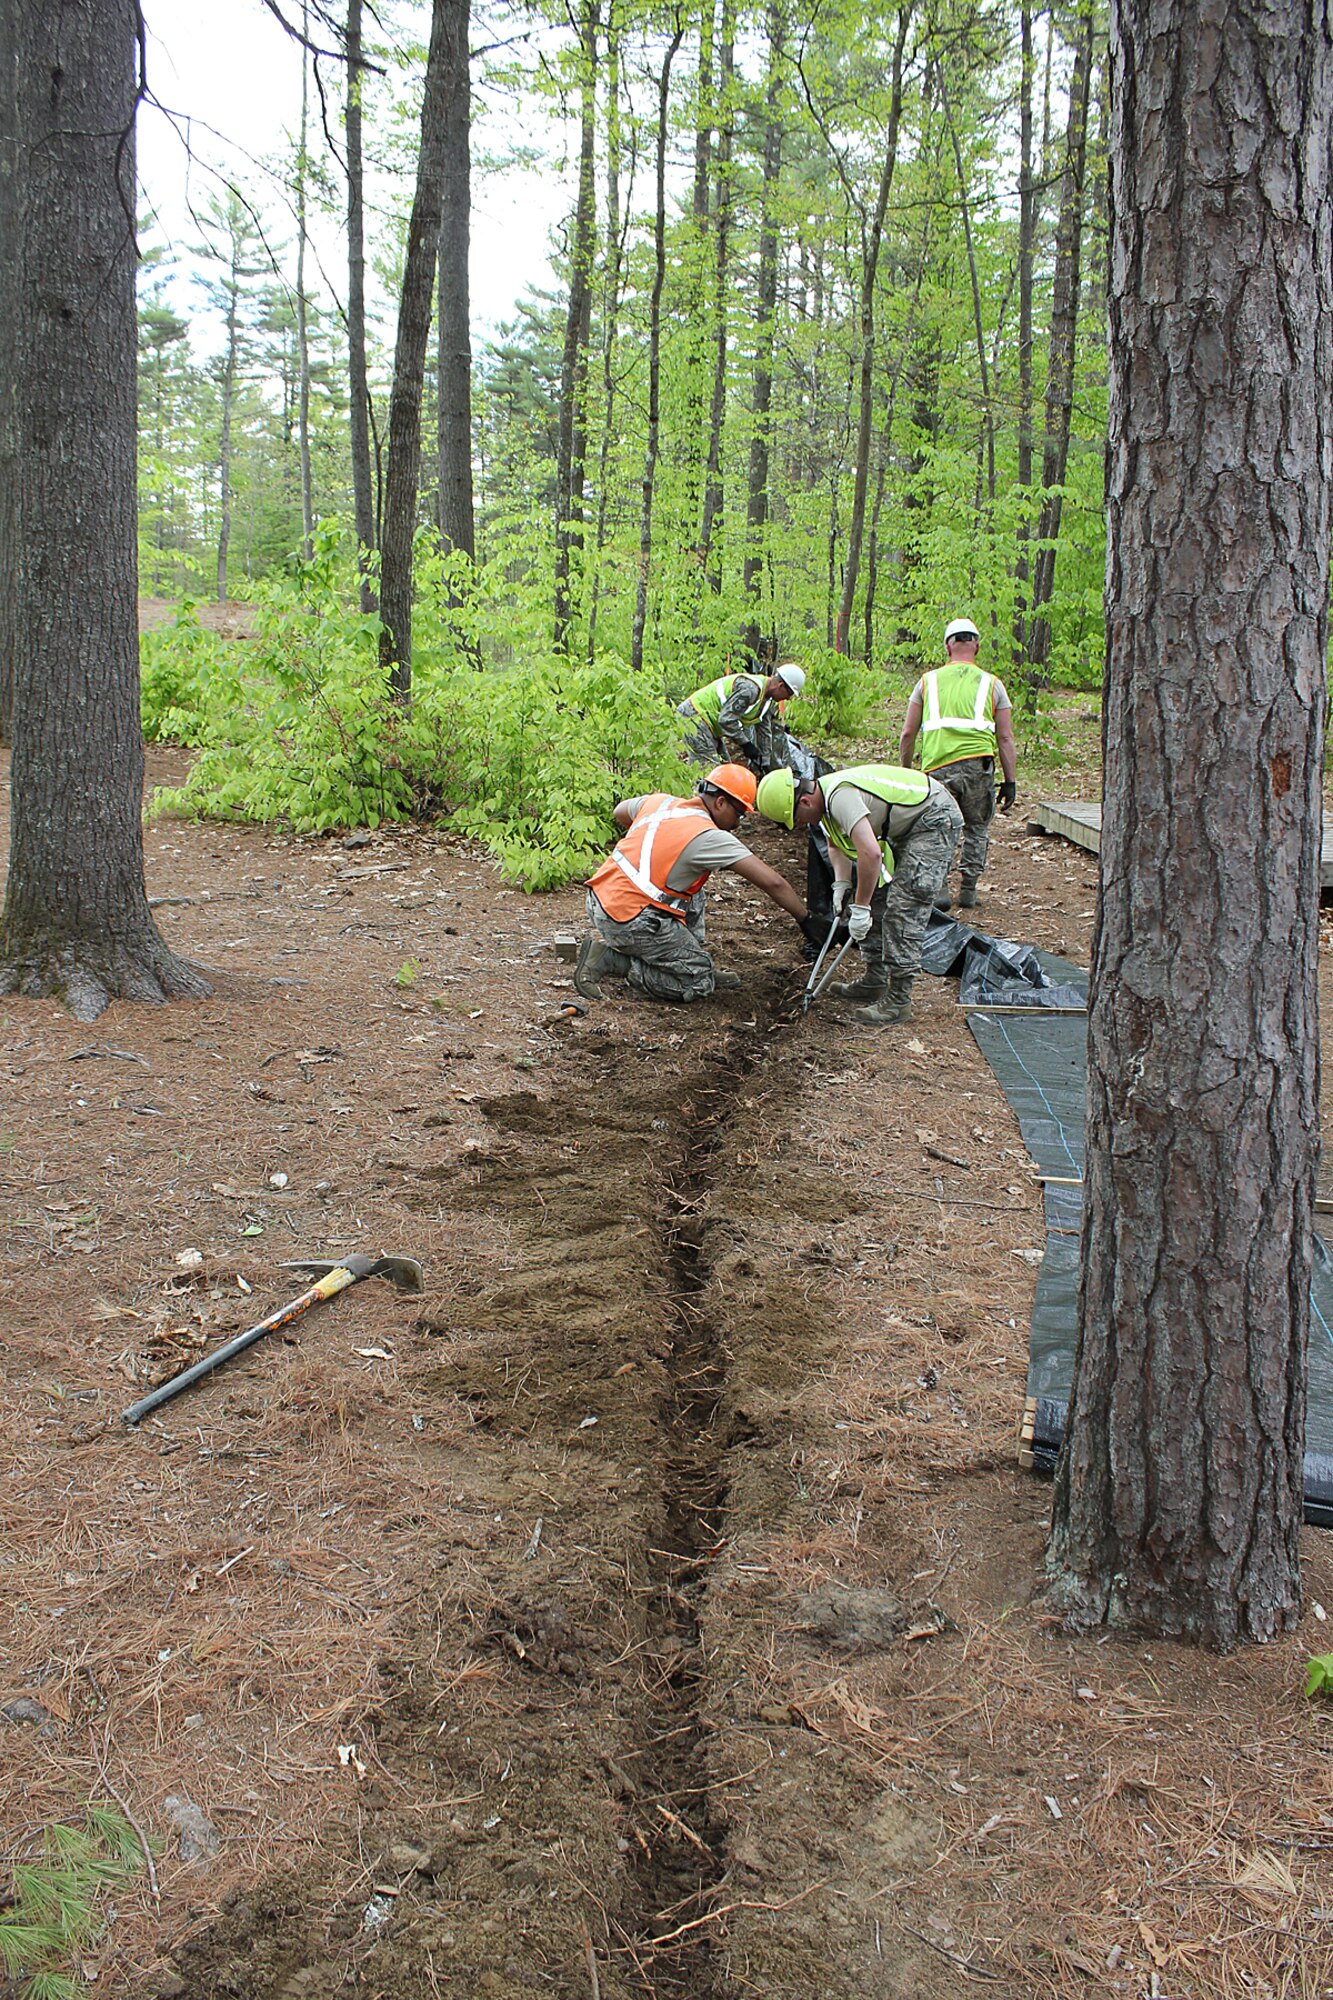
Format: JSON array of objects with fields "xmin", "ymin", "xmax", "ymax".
[{"xmin": 1028, "ymin": 799, "xmax": 1333, "ymax": 890}]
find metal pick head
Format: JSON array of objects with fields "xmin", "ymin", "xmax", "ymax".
[{"xmin": 281, "ymin": 1253, "xmax": 423, "ymax": 1293}]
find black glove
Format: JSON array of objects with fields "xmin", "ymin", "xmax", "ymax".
[
  {"xmin": 998, "ymin": 779, "xmax": 1017, "ymax": 813},
  {"xmin": 799, "ymin": 913, "xmax": 830, "ymax": 950}
]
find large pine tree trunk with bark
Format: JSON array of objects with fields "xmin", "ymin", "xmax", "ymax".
[
  {"xmin": 379, "ymin": 0, "xmax": 465, "ymax": 700},
  {"xmin": 1047, "ymin": 0, "xmax": 1333, "ymax": 1648},
  {"xmin": 0, "ymin": 0, "xmax": 209, "ymax": 1020}
]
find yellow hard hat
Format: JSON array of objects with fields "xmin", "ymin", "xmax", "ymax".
[{"xmin": 755, "ymin": 768, "xmax": 796, "ymax": 827}]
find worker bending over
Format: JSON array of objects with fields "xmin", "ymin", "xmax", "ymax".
[
  {"xmin": 677, "ymin": 662, "xmax": 806, "ymax": 773},
  {"xmin": 898, "ymin": 616, "xmax": 1017, "ymax": 910},
  {"xmin": 576, "ymin": 765, "xmax": 818, "ymax": 1004},
  {"xmin": 755, "ymin": 764, "xmax": 962, "ymax": 1025}
]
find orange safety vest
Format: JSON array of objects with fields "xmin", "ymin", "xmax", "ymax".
[{"xmin": 587, "ymin": 794, "xmax": 715, "ymax": 923}]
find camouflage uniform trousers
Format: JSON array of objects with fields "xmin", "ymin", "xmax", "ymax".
[
  {"xmin": 676, "ymin": 702, "xmax": 724, "ymax": 769},
  {"xmin": 859, "ymin": 789, "xmax": 964, "ymax": 981},
  {"xmin": 931, "ymin": 756, "xmax": 996, "ymax": 883},
  {"xmin": 586, "ymin": 889, "xmax": 715, "ymax": 1003}
]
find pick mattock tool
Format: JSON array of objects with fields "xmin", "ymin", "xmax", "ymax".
[
  {"xmin": 121, "ymin": 1252, "xmax": 424, "ymax": 1426},
  {"xmin": 802, "ymin": 912, "xmax": 855, "ymax": 1014}
]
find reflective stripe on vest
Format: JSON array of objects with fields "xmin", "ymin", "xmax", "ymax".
[
  {"xmin": 587, "ymin": 796, "xmax": 713, "ymax": 923},
  {"xmin": 919, "ymin": 665, "xmax": 998, "ymax": 771},
  {"xmin": 685, "ymin": 673, "xmax": 770, "ymax": 736},
  {"xmin": 821, "ymin": 765, "xmax": 932, "ymax": 884}
]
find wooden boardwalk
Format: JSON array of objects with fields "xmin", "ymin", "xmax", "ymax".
[{"xmin": 1028, "ymin": 798, "xmax": 1333, "ymax": 890}]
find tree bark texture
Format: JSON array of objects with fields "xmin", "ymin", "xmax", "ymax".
[
  {"xmin": 0, "ymin": 0, "xmax": 209, "ymax": 1020},
  {"xmin": 1013, "ymin": 2, "xmax": 1035, "ymax": 661},
  {"xmin": 1047, "ymin": 0, "xmax": 1333, "ymax": 1648},
  {"xmin": 553, "ymin": 0, "xmax": 598, "ymax": 649},
  {"xmin": 378, "ymin": 0, "xmax": 463, "ymax": 700},
  {"xmin": 435, "ymin": 0, "xmax": 474, "ymax": 563},
  {"xmin": 346, "ymin": 0, "xmax": 378, "ymax": 612}
]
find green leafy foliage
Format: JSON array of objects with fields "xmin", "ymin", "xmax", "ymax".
[
  {"xmin": 0, "ymin": 1807, "xmax": 146, "ymax": 2000},
  {"xmin": 1305, "ymin": 1652, "xmax": 1333, "ymax": 1697}
]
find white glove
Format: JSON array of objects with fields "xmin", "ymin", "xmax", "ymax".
[
  {"xmin": 847, "ymin": 903, "xmax": 873, "ymax": 943},
  {"xmin": 831, "ymin": 880, "xmax": 850, "ymax": 915}
]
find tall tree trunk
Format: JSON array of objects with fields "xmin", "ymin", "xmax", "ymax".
[
  {"xmin": 435, "ymin": 0, "xmax": 474, "ymax": 563},
  {"xmin": 346, "ymin": 0, "xmax": 377, "ymax": 611},
  {"xmin": 587, "ymin": 1, "xmax": 624, "ymax": 662},
  {"xmin": 1027, "ymin": 0, "xmax": 1094, "ymax": 683},
  {"xmin": 216, "ymin": 237, "xmax": 241, "ymax": 604},
  {"xmin": 834, "ymin": 4, "xmax": 910, "ymax": 655},
  {"xmin": 691, "ymin": 0, "xmax": 714, "ymax": 221},
  {"xmin": 553, "ymin": 0, "xmax": 598, "ymax": 649},
  {"xmin": 296, "ymin": 3, "xmax": 315, "ymax": 564},
  {"xmin": 1013, "ymin": 2, "xmax": 1035, "ymax": 660},
  {"xmin": 0, "ymin": 0, "xmax": 209, "ymax": 1018},
  {"xmin": 697, "ymin": 0, "xmax": 736, "ymax": 590},
  {"xmin": 379, "ymin": 0, "xmax": 466, "ymax": 701},
  {"xmin": 1047, "ymin": 0, "xmax": 1333, "ymax": 1649},
  {"xmin": 742, "ymin": 0, "xmax": 785, "ymax": 643},
  {"xmin": 0, "ymin": 0, "xmax": 19, "ymax": 742},
  {"xmin": 630, "ymin": 19, "xmax": 684, "ymax": 675},
  {"xmin": 942, "ymin": 71, "xmax": 996, "ymax": 510}
]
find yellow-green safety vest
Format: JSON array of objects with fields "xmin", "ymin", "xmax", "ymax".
[
  {"xmin": 685, "ymin": 673, "xmax": 770, "ymax": 736},
  {"xmin": 918, "ymin": 664, "xmax": 999, "ymax": 771},
  {"xmin": 821, "ymin": 765, "xmax": 931, "ymax": 883}
]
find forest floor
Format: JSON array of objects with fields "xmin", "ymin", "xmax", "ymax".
[{"xmin": 3, "ymin": 712, "xmax": 1333, "ymax": 2000}]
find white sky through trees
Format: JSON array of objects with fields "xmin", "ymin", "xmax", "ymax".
[{"xmin": 137, "ymin": 0, "xmax": 567, "ymax": 346}]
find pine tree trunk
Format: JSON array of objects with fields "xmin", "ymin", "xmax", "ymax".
[
  {"xmin": 834, "ymin": 5, "xmax": 910, "ymax": 656},
  {"xmin": 1013, "ymin": 2, "xmax": 1035, "ymax": 661},
  {"xmin": 1027, "ymin": 0, "xmax": 1094, "ymax": 683},
  {"xmin": 630, "ymin": 21, "xmax": 684, "ymax": 675},
  {"xmin": 296, "ymin": 6, "xmax": 315, "ymax": 564},
  {"xmin": 435, "ymin": 0, "xmax": 474, "ymax": 564},
  {"xmin": 697, "ymin": 0, "xmax": 736, "ymax": 589},
  {"xmin": 587, "ymin": 2, "xmax": 622, "ymax": 662},
  {"xmin": 742, "ymin": 0, "xmax": 785, "ymax": 640},
  {"xmin": 0, "ymin": 0, "xmax": 209, "ymax": 1020},
  {"xmin": 1047, "ymin": 0, "xmax": 1333, "ymax": 1649},
  {"xmin": 379, "ymin": 0, "xmax": 465, "ymax": 701},
  {"xmin": 346, "ymin": 0, "xmax": 377, "ymax": 612},
  {"xmin": 553, "ymin": 0, "xmax": 598, "ymax": 650}
]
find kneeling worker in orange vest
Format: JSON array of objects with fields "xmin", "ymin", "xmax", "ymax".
[{"xmin": 575, "ymin": 764, "xmax": 820, "ymax": 1003}]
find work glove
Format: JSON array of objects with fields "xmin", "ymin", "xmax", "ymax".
[
  {"xmin": 830, "ymin": 880, "xmax": 851, "ymax": 915},
  {"xmin": 998, "ymin": 779, "xmax": 1017, "ymax": 813},
  {"xmin": 846, "ymin": 903, "xmax": 873, "ymax": 944},
  {"xmin": 799, "ymin": 913, "xmax": 829, "ymax": 951}
]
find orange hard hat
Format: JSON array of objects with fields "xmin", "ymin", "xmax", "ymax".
[{"xmin": 701, "ymin": 763, "xmax": 758, "ymax": 813}]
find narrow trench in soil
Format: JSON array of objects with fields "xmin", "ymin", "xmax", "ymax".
[{"xmin": 623, "ymin": 1005, "xmax": 788, "ymax": 1994}]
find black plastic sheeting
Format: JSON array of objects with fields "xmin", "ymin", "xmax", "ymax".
[
  {"xmin": 921, "ymin": 909, "xmax": 1090, "ymax": 1009},
  {"xmin": 963, "ymin": 989, "xmax": 1333, "ymax": 1529}
]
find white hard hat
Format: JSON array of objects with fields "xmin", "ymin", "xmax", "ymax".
[
  {"xmin": 774, "ymin": 662, "xmax": 806, "ymax": 695},
  {"xmin": 944, "ymin": 617, "xmax": 980, "ymax": 643}
]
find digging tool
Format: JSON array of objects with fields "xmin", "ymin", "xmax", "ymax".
[
  {"xmin": 121, "ymin": 1253, "xmax": 424, "ymax": 1426},
  {"xmin": 546, "ymin": 996, "xmax": 588, "ymax": 1026},
  {"xmin": 802, "ymin": 912, "xmax": 855, "ymax": 1014}
]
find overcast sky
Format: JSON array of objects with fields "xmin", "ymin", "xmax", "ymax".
[{"xmin": 137, "ymin": 0, "xmax": 568, "ymax": 346}]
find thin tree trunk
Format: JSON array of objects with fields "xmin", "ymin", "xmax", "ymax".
[
  {"xmin": 554, "ymin": 0, "xmax": 598, "ymax": 649},
  {"xmin": 587, "ymin": 2, "xmax": 625, "ymax": 662},
  {"xmin": 346, "ymin": 0, "xmax": 377, "ymax": 611},
  {"xmin": 942, "ymin": 70, "xmax": 996, "ymax": 510},
  {"xmin": 834, "ymin": 4, "xmax": 910, "ymax": 655},
  {"xmin": 296, "ymin": 2, "xmax": 315, "ymax": 564},
  {"xmin": 1013, "ymin": 2, "xmax": 1035, "ymax": 660},
  {"xmin": 742, "ymin": 0, "xmax": 785, "ymax": 642},
  {"xmin": 0, "ymin": 0, "xmax": 209, "ymax": 1017},
  {"xmin": 630, "ymin": 18, "xmax": 684, "ymax": 675},
  {"xmin": 692, "ymin": 0, "xmax": 714, "ymax": 222},
  {"xmin": 436, "ymin": 0, "xmax": 474, "ymax": 563},
  {"xmin": 1047, "ymin": 0, "xmax": 1332, "ymax": 1649},
  {"xmin": 1027, "ymin": 0, "xmax": 1094, "ymax": 683},
  {"xmin": 216, "ymin": 239, "xmax": 241, "ymax": 604},
  {"xmin": 379, "ymin": 0, "xmax": 466, "ymax": 701},
  {"xmin": 698, "ymin": 0, "xmax": 736, "ymax": 589}
]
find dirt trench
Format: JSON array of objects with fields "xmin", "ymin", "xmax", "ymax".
[{"xmin": 172, "ymin": 976, "xmax": 846, "ymax": 1999}]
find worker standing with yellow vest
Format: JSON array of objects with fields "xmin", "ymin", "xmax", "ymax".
[
  {"xmin": 677, "ymin": 662, "xmax": 806, "ymax": 772},
  {"xmin": 898, "ymin": 618, "xmax": 1017, "ymax": 910},
  {"xmin": 754, "ymin": 764, "xmax": 962, "ymax": 1025}
]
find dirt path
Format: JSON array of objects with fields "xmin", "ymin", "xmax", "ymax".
[{"xmin": 2, "ymin": 749, "xmax": 1332, "ymax": 1999}]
